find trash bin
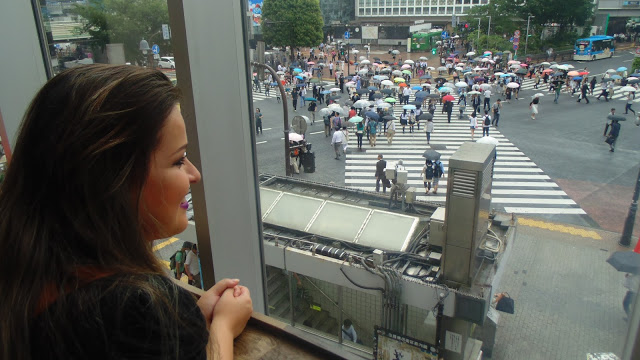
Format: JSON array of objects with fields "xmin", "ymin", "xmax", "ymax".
[{"xmin": 303, "ymin": 151, "xmax": 315, "ymax": 173}]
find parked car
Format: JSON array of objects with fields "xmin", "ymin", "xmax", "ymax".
[{"xmin": 158, "ymin": 56, "xmax": 175, "ymax": 69}]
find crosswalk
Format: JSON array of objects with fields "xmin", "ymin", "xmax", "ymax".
[
  {"xmin": 252, "ymin": 88, "xmax": 280, "ymax": 102},
  {"xmin": 515, "ymin": 78, "xmax": 640, "ymax": 103},
  {"xmin": 344, "ymin": 92, "xmax": 587, "ymax": 216}
]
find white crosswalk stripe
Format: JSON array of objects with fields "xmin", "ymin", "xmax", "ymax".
[
  {"xmin": 517, "ymin": 78, "xmax": 640, "ymax": 102},
  {"xmin": 344, "ymin": 91, "xmax": 587, "ymax": 215}
]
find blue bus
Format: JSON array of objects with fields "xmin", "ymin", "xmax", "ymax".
[{"xmin": 574, "ymin": 35, "xmax": 615, "ymax": 61}]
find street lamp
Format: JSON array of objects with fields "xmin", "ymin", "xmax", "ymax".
[
  {"xmin": 474, "ymin": 18, "xmax": 481, "ymax": 51},
  {"xmin": 620, "ymin": 167, "xmax": 640, "ymax": 246},
  {"xmin": 139, "ymin": 38, "xmax": 153, "ymax": 68},
  {"xmin": 487, "ymin": 16, "xmax": 492, "ymax": 50},
  {"xmin": 525, "ymin": 16, "xmax": 535, "ymax": 56}
]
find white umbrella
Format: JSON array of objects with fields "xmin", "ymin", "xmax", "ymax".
[
  {"xmin": 404, "ymin": 59, "xmax": 415, "ymax": 64},
  {"xmin": 494, "ymin": 72, "xmax": 504, "ymax": 76},
  {"xmin": 476, "ymin": 136, "xmax": 499, "ymax": 146},
  {"xmin": 391, "ymin": 50, "xmax": 400, "ymax": 55},
  {"xmin": 359, "ymin": 56, "xmax": 366, "ymax": 61},
  {"xmin": 507, "ymin": 83, "xmax": 520, "ymax": 88},
  {"xmin": 455, "ymin": 67, "xmax": 464, "ymax": 71},
  {"xmin": 392, "ymin": 70, "xmax": 403, "ymax": 76},
  {"xmin": 466, "ymin": 51, "xmax": 476, "ymax": 56},
  {"xmin": 377, "ymin": 102, "xmax": 392, "ymax": 109},
  {"xmin": 427, "ymin": 66, "xmax": 435, "ymax": 70},
  {"xmin": 381, "ymin": 80, "xmax": 394, "ymax": 86},
  {"xmin": 354, "ymin": 100, "xmax": 371, "ymax": 108},
  {"xmin": 437, "ymin": 66, "xmax": 447, "ymax": 71},
  {"xmin": 534, "ymin": 93, "xmax": 545, "ymax": 98},
  {"xmin": 550, "ymin": 64, "xmax": 559, "ymax": 69},
  {"xmin": 473, "ymin": 66, "xmax": 483, "ymax": 71},
  {"xmin": 480, "ymin": 83, "xmax": 491, "ymax": 90},
  {"xmin": 508, "ymin": 60, "xmax": 520, "ymax": 65},
  {"xmin": 358, "ymin": 68, "xmax": 369, "ymax": 74},
  {"xmin": 419, "ymin": 56, "xmax": 428, "ymax": 60},
  {"xmin": 540, "ymin": 62, "xmax": 551, "ymax": 66},
  {"xmin": 330, "ymin": 87, "xmax": 341, "ymax": 92},
  {"xmin": 556, "ymin": 65, "xmax": 569, "ymax": 71},
  {"xmin": 318, "ymin": 108, "xmax": 333, "ymax": 116},
  {"xmin": 289, "ymin": 132, "xmax": 304, "ymax": 142},
  {"xmin": 352, "ymin": 50, "xmax": 359, "ymax": 54},
  {"xmin": 443, "ymin": 82, "xmax": 455, "ymax": 89},
  {"xmin": 401, "ymin": 64, "xmax": 412, "ymax": 69},
  {"xmin": 467, "ymin": 90, "xmax": 482, "ymax": 95},
  {"xmin": 455, "ymin": 82, "xmax": 468, "ymax": 88},
  {"xmin": 606, "ymin": 69, "xmax": 617, "ymax": 73},
  {"xmin": 360, "ymin": 59, "xmax": 371, "ymax": 65},
  {"xmin": 563, "ymin": 64, "xmax": 575, "ymax": 69},
  {"xmin": 453, "ymin": 35, "xmax": 460, "ymax": 38},
  {"xmin": 620, "ymin": 86, "xmax": 637, "ymax": 92},
  {"xmin": 481, "ymin": 58, "xmax": 490, "ymax": 62},
  {"xmin": 276, "ymin": 70, "xmax": 285, "ymax": 75}
]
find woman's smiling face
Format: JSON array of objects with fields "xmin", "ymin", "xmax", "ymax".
[{"xmin": 141, "ymin": 105, "xmax": 201, "ymax": 240}]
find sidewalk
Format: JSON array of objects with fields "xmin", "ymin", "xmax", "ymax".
[{"xmin": 491, "ymin": 217, "xmax": 635, "ymax": 359}]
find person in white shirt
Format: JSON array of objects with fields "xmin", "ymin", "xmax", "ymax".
[
  {"xmin": 389, "ymin": 160, "xmax": 407, "ymax": 208},
  {"xmin": 469, "ymin": 112, "xmax": 478, "ymax": 140},
  {"xmin": 184, "ymin": 244, "xmax": 201, "ymax": 289},
  {"xmin": 331, "ymin": 125, "xmax": 345, "ymax": 159},
  {"xmin": 483, "ymin": 88, "xmax": 492, "ymax": 111},
  {"xmin": 342, "ymin": 319, "xmax": 358, "ymax": 343},
  {"xmin": 385, "ymin": 118, "xmax": 396, "ymax": 144},
  {"xmin": 329, "ymin": 62, "xmax": 334, "ymax": 76}
]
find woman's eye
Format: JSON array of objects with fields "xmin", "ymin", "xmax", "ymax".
[{"xmin": 174, "ymin": 152, "xmax": 187, "ymax": 167}]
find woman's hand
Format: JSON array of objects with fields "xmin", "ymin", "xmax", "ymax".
[
  {"xmin": 211, "ymin": 286, "xmax": 253, "ymax": 339},
  {"xmin": 197, "ymin": 278, "xmax": 241, "ymax": 328}
]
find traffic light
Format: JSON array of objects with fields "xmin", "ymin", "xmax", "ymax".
[
  {"xmin": 432, "ymin": 48, "xmax": 437, "ymax": 55},
  {"xmin": 464, "ymin": 23, "xmax": 469, "ymax": 29}
]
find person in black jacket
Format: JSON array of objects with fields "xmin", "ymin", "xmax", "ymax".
[
  {"xmin": 375, "ymin": 154, "xmax": 387, "ymax": 193},
  {"xmin": 608, "ymin": 119, "xmax": 621, "ymax": 152}
]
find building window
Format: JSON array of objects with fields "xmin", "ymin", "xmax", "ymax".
[
  {"xmin": 393, "ymin": 0, "xmax": 399, "ymax": 6},
  {"xmin": 409, "ymin": 0, "xmax": 415, "ymax": 5},
  {"xmin": 408, "ymin": 7, "xmax": 414, "ymax": 14},
  {"xmin": 400, "ymin": 7, "xmax": 406, "ymax": 14},
  {"xmin": 423, "ymin": 6, "xmax": 429, "ymax": 13},
  {"xmin": 401, "ymin": 0, "xmax": 407, "ymax": 6},
  {"xmin": 366, "ymin": 0, "xmax": 372, "ymax": 6},
  {"xmin": 372, "ymin": 8, "xmax": 378, "ymax": 14},
  {"xmin": 372, "ymin": 0, "xmax": 379, "ymax": 6},
  {"xmin": 446, "ymin": 7, "xmax": 452, "ymax": 13},
  {"xmin": 359, "ymin": 8, "xmax": 365, "ymax": 15},
  {"xmin": 415, "ymin": 7, "xmax": 421, "ymax": 14},
  {"xmin": 393, "ymin": 7, "xmax": 399, "ymax": 14},
  {"xmin": 438, "ymin": 6, "xmax": 445, "ymax": 13},
  {"xmin": 359, "ymin": 0, "xmax": 365, "ymax": 6},
  {"xmin": 386, "ymin": 7, "xmax": 392, "ymax": 14}
]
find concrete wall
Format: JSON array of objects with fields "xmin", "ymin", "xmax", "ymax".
[{"xmin": 0, "ymin": 0, "xmax": 48, "ymax": 148}]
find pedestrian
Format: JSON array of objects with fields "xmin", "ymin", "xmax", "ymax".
[
  {"xmin": 385, "ymin": 118, "xmax": 396, "ymax": 144},
  {"xmin": 329, "ymin": 62, "xmax": 334, "ymax": 76},
  {"xmin": 2, "ymin": 65, "xmax": 252, "ymax": 358},
  {"xmin": 375, "ymin": 154, "xmax": 387, "ymax": 193},
  {"xmin": 483, "ymin": 87, "xmax": 491, "ymax": 111},
  {"xmin": 331, "ymin": 125, "xmax": 344, "ymax": 159},
  {"xmin": 408, "ymin": 110, "xmax": 416, "ymax": 133},
  {"xmin": 420, "ymin": 160, "xmax": 434, "ymax": 194},
  {"xmin": 388, "ymin": 160, "xmax": 407, "ymax": 208},
  {"xmin": 184, "ymin": 243, "xmax": 201, "ymax": 289},
  {"xmin": 482, "ymin": 110, "xmax": 491, "ymax": 137},
  {"xmin": 307, "ymin": 101, "xmax": 317, "ymax": 124},
  {"xmin": 342, "ymin": 319, "xmax": 358, "ymax": 344},
  {"xmin": 607, "ymin": 119, "xmax": 621, "ymax": 152},
  {"xmin": 400, "ymin": 109, "xmax": 409, "ymax": 133},
  {"xmin": 255, "ymin": 107, "xmax": 263, "ymax": 135},
  {"xmin": 590, "ymin": 77, "xmax": 597, "ymax": 95},
  {"xmin": 323, "ymin": 111, "xmax": 332, "ymax": 137},
  {"xmin": 534, "ymin": 73, "xmax": 540, "ymax": 89},
  {"xmin": 625, "ymin": 93, "xmax": 636, "ymax": 115},
  {"xmin": 339, "ymin": 73, "xmax": 345, "ymax": 93},
  {"xmin": 291, "ymin": 88, "xmax": 298, "ymax": 111},
  {"xmin": 300, "ymin": 86, "xmax": 307, "ymax": 106},
  {"xmin": 445, "ymin": 100, "xmax": 453, "ymax": 123},
  {"xmin": 356, "ymin": 119, "xmax": 365, "ymax": 149},
  {"xmin": 604, "ymin": 108, "xmax": 615, "ymax": 136},
  {"xmin": 530, "ymin": 96, "xmax": 539, "ymax": 120},
  {"xmin": 596, "ymin": 83, "xmax": 610, "ymax": 102},
  {"xmin": 623, "ymin": 273, "xmax": 640, "ymax": 319},
  {"xmin": 492, "ymin": 99, "xmax": 502, "ymax": 127},
  {"xmin": 341, "ymin": 126, "xmax": 349, "ymax": 154},
  {"xmin": 368, "ymin": 117, "xmax": 378, "ymax": 147},
  {"xmin": 432, "ymin": 159, "xmax": 445, "ymax": 194},
  {"xmin": 426, "ymin": 118, "xmax": 434, "ymax": 144},
  {"xmin": 469, "ymin": 112, "xmax": 478, "ymax": 140},
  {"xmin": 577, "ymin": 82, "xmax": 590, "ymax": 104}
]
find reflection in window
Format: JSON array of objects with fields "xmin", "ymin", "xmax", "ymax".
[{"xmin": 400, "ymin": 7, "xmax": 406, "ymax": 14}]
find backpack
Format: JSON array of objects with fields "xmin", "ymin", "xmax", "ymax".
[
  {"xmin": 484, "ymin": 116, "xmax": 491, "ymax": 126},
  {"xmin": 334, "ymin": 116, "xmax": 342, "ymax": 128},
  {"xmin": 433, "ymin": 161, "xmax": 443, "ymax": 177},
  {"xmin": 425, "ymin": 165, "xmax": 434, "ymax": 178},
  {"xmin": 324, "ymin": 115, "xmax": 331, "ymax": 126},
  {"xmin": 169, "ymin": 250, "xmax": 185, "ymax": 270}
]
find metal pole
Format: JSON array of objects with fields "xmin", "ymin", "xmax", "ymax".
[
  {"xmin": 475, "ymin": 18, "xmax": 481, "ymax": 50},
  {"xmin": 621, "ymin": 166, "xmax": 640, "ymax": 246},
  {"xmin": 525, "ymin": 16, "xmax": 534, "ymax": 56},
  {"xmin": 251, "ymin": 61, "xmax": 292, "ymax": 176},
  {"xmin": 487, "ymin": 16, "xmax": 491, "ymax": 50},
  {"xmin": 347, "ymin": 29, "xmax": 350, "ymax": 76}
]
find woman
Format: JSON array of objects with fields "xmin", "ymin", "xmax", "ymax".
[
  {"xmin": 469, "ymin": 112, "xmax": 478, "ymax": 140},
  {"xmin": 530, "ymin": 96, "xmax": 540, "ymax": 120},
  {"xmin": 1, "ymin": 65, "xmax": 252, "ymax": 359},
  {"xmin": 400, "ymin": 109, "xmax": 409, "ymax": 134},
  {"xmin": 356, "ymin": 119, "xmax": 365, "ymax": 149},
  {"xmin": 426, "ymin": 118, "xmax": 434, "ymax": 145},
  {"xmin": 420, "ymin": 160, "xmax": 434, "ymax": 195},
  {"xmin": 408, "ymin": 110, "xmax": 416, "ymax": 133}
]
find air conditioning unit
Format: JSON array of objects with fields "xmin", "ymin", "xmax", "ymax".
[{"xmin": 442, "ymin": 142, "xmax": 495, "ymax": 288}]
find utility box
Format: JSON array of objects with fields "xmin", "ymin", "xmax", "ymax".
[
  {"xmin": 429, "ymin": 207, "xmax": 445, "ymax": 247},
  {"xmin": 442, "ymin": 142, "xmax": 495, "ymax": 287},
  {"xmin": 397, "ymin": 170, "xmax": 408, "ymax": 184}
]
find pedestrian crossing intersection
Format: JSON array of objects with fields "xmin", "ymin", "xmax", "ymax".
[
  {"xmin": 344, "ymin": 92, "xmax": 587, "ymax": 216},
  {"xmin": 516, "ymin": 78, "xmax": 640, "ymax": 103}
]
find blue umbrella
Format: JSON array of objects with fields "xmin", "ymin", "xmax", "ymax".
[
  {"xmin": 630, "ymin": 73, "xmax": 640, "ymax": 77},
  {"xmin": 368, "ymin": 86, "xmax": 379, "ymax": 91},
  {"xmin": 295, "ymin": 75, "xmax": 304, "ymax": 80},
  {"xmin": 270, "ymin": 82, "xmax": 278, "ymax": 86},
  {"xmin": 500, "ymin": 73, "xmax": 512, "ymax": 78},
  {"xmin": 611, "ymin": 74, "xmax": 623, "ymax": 80},
  {"xmin": 618, "ymin": 67, "xmax": 628, "ymax": 72},
  {"xmin": 411, "ymin": 85, "xmax": 422, "ymax": 90},
  {"xmin": 304, "ymin": 97, "xmax": 316, "ymax": 101},
  {"xmin": 572, "ymin": 76, "xmax": 583, "ymax": 81},
  {"xmin": 293, "ymin": 68, "xmax": 303, "ymax": 73},
  {"xmin": 403, "ymin": 104, "xmax": 416, "ymax": 110},
  {"xmin": 296, "ymin": 83, "xmax": 306, "ymax": 87},
  {"xmin": 438, "ymin": 87, "xmax": 452, "ymax": 92},
  {"xmin": 321, "ymin": 90, "xmax": 332, "ymax": 94},
  {"xmin": 415, "ymin": 91, "xmax": 428, "ymax": 98},
  {"xmin": 364, "ymin": 111, "xmax": 380, "ymax": 120}
]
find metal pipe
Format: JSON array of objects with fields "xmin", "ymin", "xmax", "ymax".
[
  {"xmin": 621, "ymin": 165, "xmax": 640, "ymax": 246},
  {"xmin": 487, "ymin": 16, "xmax": 491, "ymax": 50},
  {"xmin": 474, "ymin": 18, "xmax": 481, "ymax": 50},
  {"xmin": 525, "ymin": 16, "xmax": 535, "ymax": 56},
  {"xmin": 250, "ymin": 61, "xmax": 292, "ymax": 176}
]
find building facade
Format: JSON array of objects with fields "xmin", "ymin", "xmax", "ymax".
[{"xmin": 355, "ymin": 0, "xmax": 489, "ymax": 24}]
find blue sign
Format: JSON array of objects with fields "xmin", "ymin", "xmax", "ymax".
[
  {"xmin": 509, "ymin": 37, "xmax": 514, "ymax": 43},
  {"xmin": 441, "ymin": 31, "xmax": 448, "ymax": 39},
  {"xmin": 513, "ymin": 44, "xmax": 519, "ymax": 50},
  {"xmin": 151, "ymin": 44, "xmax": 160, "ymax": 54},
  {"xmin": 344, "ymin": 31, "xmax": 351, "ymax": 39}
]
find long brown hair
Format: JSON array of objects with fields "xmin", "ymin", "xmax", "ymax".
[{"xmin": 0, "ymin": 64, "xmax": 182, "ymax": 359}]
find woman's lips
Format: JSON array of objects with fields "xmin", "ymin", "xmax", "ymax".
[{"xmin": 180, "ymin": 201, "xmax": 189, "ymax": 210}]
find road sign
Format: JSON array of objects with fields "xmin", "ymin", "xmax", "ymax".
[
  {"xmin": 514, "ymin": 30, "xmax": 521, "ymax": 37},
  {"xmin": 441, "ymin": 31, "xmax": 449, "ymax": 39},
  {"xmin": 344, "ymin": 31, "xmax": 351, "ymax": 39},
  {"xmin": 151, "ymin": 44, "xmax": 160, "ymax": 54},
  {"xmin": 513, "ymin": 44, "xmax": 519, "ymax": 50},
  {"xmin": 514, "ymin": 38, "xmax": 520, "ymax": 44},
  {"xmin": 162, "ymin": 24, "xmax": 170, "ymax": 40},
  {"xmin": 509, "ymin": 37, "xmax": 514, "ymax": 42}
]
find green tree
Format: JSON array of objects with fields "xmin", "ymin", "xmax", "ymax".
[
  {"xmin": 72, "ymin": 0, "xmax": 171, "ymax": 64},
  {"xmin": 262, "ymin": 0, "xmax": 324, "ymax": 61}
]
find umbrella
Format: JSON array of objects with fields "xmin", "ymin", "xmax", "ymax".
[
  {"xmin": 296, "ymin": 83, "xmax": 306, "ymax": 88},
  {"xmin": 383, "ymin": 115, "xmax": 396, "ymax": 121},
  {"xmin": 403, "ymin": 104, "xmax": 416, "ymax": 110},
  {"xmin": 418, "ymin": 113, "xmax": 433, "ymax": 120},
  {"xmin": 401, "ymin": 64, "xmax": 412, "ymax": 70},
  {"xmin": 412, "ymin": 85, "xmax": 423, "ymax": 90},
  {"xmin": 304, "ymin": 97, "xmax": 317, "ymax": 101},
  {"xmin": 607, "ymin": 251, "xmax": 640, "ymax": 274},
  {"xmin": 579, "ymin": 71, "xmax": 589, "ymax": 76},
  {"xmin": 494, "ymin": 72, "xmax": 504, "ymax": 76},
  {"xmin": 392, "ymin": 70, "xmax": 403, "ymax": 76},
  {"xmin": 329, "ymin": 87, "xmax": 340, "ymax": 92},
  {"xmin": 455, "ymin": 82, "xmax": 468, "ymax": 88},
  {"xmin": 442, "ymin": 94, "xmax": 455, "ymax": 102},
  {"xmin": 420, "ymin": 74, "xmax": 432, "ymax": 80},
  {"xmin": 533, "ymin": 93, "xmax": 545, "ymax": 98},
  {"xmin": 602, "ymin": 77, "xmax": 615, "ymax": 82},
  {"xmin": 381, "ymin": 80, "xmax": 394, "ymax": 87},
  {"xmin": 384, "ymin": 97, "xmax": 397, "ymax": 103},
  {"xmin": 289, "ymin": 132, "xmax": 304, "ymax": 142},
  {"xmin": 437, "ymin": 66, "xmax": 447, "ymax": 72},
  {"xmin": 320, "ymin": 90, "xmax": 332, "ymax": 95},
  {"xmin": 542, "ymin": 68, "xmax": 554, "ymax": 74},
  {"xmin": 364, "ymin": 111, "xmax": 380, "ymax": 120},
  {"xmin": 515, "ymin": 68, "xmax": 527, "ymax": 75},
  {"xmin": 415, "ymin": 91, "xmax": 428, "ymax": 98},
  {"xmin": 381, "ymin": 88, "xmax": 393, "ymax": 94},
  {"xmin": 467, "ymin": 90, "xmax": 482, "ymax": 95},
  {"xmin": 394, "ymin": 77, "xmax": 406, "ymax": 83},
  {"xmin": 352, "ymin": 50, "xmax": 359, "ymax": 54},
  {"xmin": 438, "ymin": 87, "xmax": 453, "ymax": 93},
  {"xmin": 508, "ymin": 60, "xmax": 520, "ymax": 65},
  {"xmin": 391, "ymin": 50, "xmax": 400, "ymax": 55},
  {"xmin": 422, "ymin": 150, "xmax": 441, "ymax": 161},
  {"xmin": 354, "ymin": 100, "xmax": 371, "ymax": 108},
  {"xmin": 476, "ymin": 136, "xmax": 499, "ymax": 146},
  {"xmin": 563, "ymin": 64, "xmax": 575, "ymax": 69},
  {"xmin": 402, "ymin": 70, "xmax": 412, "ymax": 75},
  {"xmin": 399, "ymin": 83, "xmax": 408, "ymax": 88},
  {"xmin": 628, "ymin": 79, "xmax": 640, "ymax": 84},
  {"xmin": 419, "ymin": 56, "xmax": 428, "ymax": 60},
  {"xmin": 507, "ymin": 83, "xmax": 520, "ymax": 88},
  {"xmin": 480, "ymin": 83, "xmax": 491, "ymax": 90},
  {"xmin": 426, "ymin": 93, "xmax": 440, "ymax": 98},
  {"xmin": 356, "ymin": 88, "xmax": 369, "ymax": 94},
  {"xmin": 378, "ymin": 103, "xmax": 392, "ymax": 109},
  {"xmin": 606, "ymin": 69, "xmax": 617, "ymax": 73},
  {"xmin": 611, "ymin": 75, "xmax": 623, "ymax": 80},
  {"xmin": 568, "ymin": 71, "xmax": 580, "ymax": 76},
  {"xmin": 348, "ymin": 116, "xmax": 364, "ymax": 123},
  {"xmin": 360, "ymin": 60, "xmax": 371, "ymax": 65},
  {"xmin": 608, "ymin": 114, "xmax": 627, "ymax": 121},
  {"xmin": 404, "ymin": 59, "xmax": 415, "ymax": 65},
  {"xmin": 572, "ymin": 76, "xmax": 583, "ymax": 81},
  {"xmin": 466, "ymin": 51, "xmax": 476, "ymax": 56},
  {"xmin": 327, "ymin": 95, "xmax": 341, "ymax": 101},
  {"xmin": 318, "ymin": 108, "xmax": 333, "ymax": 116},
  {"xmin": 368, "ymin": 86, "xmax": 379, "ymax": 91},
  {"xmin": 618, "ymin": 67, "xmax": 628, "ymax": 72},
  {"xmin": 552, "ymin": 80, "xmax": 565, "ymax": 85},
  {"xmin": 293, "ymin": 68, "xmax": 303, "ymax": 73},
  {"xmin": 540, "ymin": 62, "xmax": 550, "ymax": 66},
  {"xmin": 553, "ymin": 72, "xmax": 564, "ymax": 77}
]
